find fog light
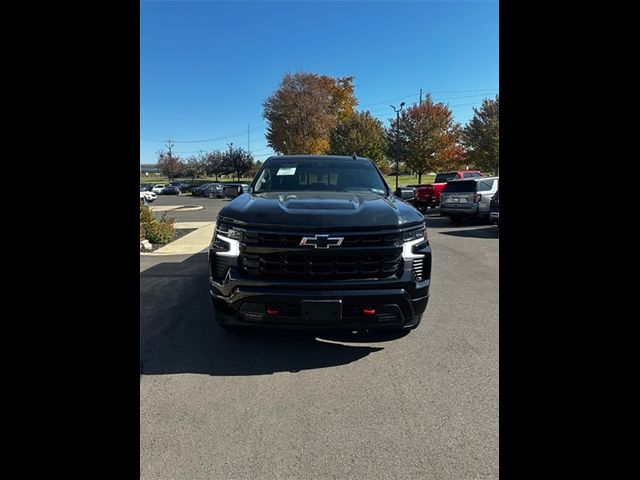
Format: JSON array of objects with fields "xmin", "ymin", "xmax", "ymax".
[
  {"xmin": 266, "ymin": 306, "xmax": 280, "ymax": 316},
  {"xmin": 362, "ymin": 307, "xmax": 376, "ymax": 316}
]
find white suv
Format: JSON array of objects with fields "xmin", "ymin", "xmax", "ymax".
[
  {"xmin": 140, "ymin": 189, "xmax": 157, "ymax": 203},
  {"xmin": 440, "ymin": 177, "xmax": 499, "ymax": 222}
]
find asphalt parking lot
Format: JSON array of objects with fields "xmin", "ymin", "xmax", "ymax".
[
  {"xmin": 140, "ymin": 195, "xmax": 498, "ymax": 479},
  {"xmin": 146, "ymin": 193, "xmax": 228, "ymax": 222}
]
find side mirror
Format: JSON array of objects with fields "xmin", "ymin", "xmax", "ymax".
[{"xmin": 395, "ymin": 187, "xmax": 415, "ymax": 201}]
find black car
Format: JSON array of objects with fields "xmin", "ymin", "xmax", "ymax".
[
  {"xmin": 209, "ymin": 155, "xmax": 432, "ymax": 332},
  {"xmin": 196, "ymin": 183, "xmax": 223, "ymax": 198},
  {"xmin": 192, "ymin": 183, "xmax": 213, "ymax": 196},
  {"xmin": 222, "ymin": 183, "xmax": 249, "ymax": 199},
  {"xmin": 173, "ymin": 182, "xmax": 194, "ymax": 193},
  {"xmin": 161, "ymin": 184, "xmax": 181, "ymax": 195}
]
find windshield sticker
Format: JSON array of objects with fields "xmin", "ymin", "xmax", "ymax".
[{"xmin": 276, "ymin": 166, "xmax": 296, "ymax": 176}]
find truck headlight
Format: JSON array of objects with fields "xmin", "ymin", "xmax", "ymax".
[
  {"xmin": 401, "ymin": 224, "xmax": 427, "ymax": 242},
  {"xmin": 211, "ymin": 220, "xmax": 241, "ymax": 257},
  {"xmin": 401, "ymin": 224, "xmax": 428, "ymax": 260}
]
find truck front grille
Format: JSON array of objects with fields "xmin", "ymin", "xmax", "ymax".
[{"xmin": 240, "ymin": 251, "xmax": 402, "ymax": 280}]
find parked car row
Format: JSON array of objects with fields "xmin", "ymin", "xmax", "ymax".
[
  {"xmin": 140, "ymin": 181, "xmax": 250, "ymax": 199},
  {"xmin": 192, "ymin": 182, "xmax": 249, "ymax": 199},
  {"xmin": 140, "ymin": 183, "xmax": 194, "ymax": 195},
  {"xmin": 407, "ymin": 170, "xmax": 483, "ymax": 212},
  {"xmin": 400, "ymin": 170, "xmax": 499, "ymax": 225}
]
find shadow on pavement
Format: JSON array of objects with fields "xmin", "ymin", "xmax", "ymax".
[
  {"xmin": 439, "ymin": 226, "xmax": 498, "ymax": 239},
  {"xmin": 425, "ymin": 217, "xmax": 458, "ymax": 229},
  {"xmin": 140, "ymin": 253, "xmax": 385, "ymax": 377}
]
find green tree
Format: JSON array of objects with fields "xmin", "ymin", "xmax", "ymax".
[
  {"xmin": 225, "ymin": 144, "xmax": 254, "ymax": 181},
  {"xmin": 204, "ymin": 150, "xmax": 228, "ymax": 180},
  {"xmin": 329, "ymin": 111, "xmax": 388, "ymax": 169},
  {"xmin": 462, "ymin": 96, "xmax": 499, "ymax": 175},
  {"xmin": 388, "ymin": 96, "xmax": 462, "ymax": 184},
  {"xmin": 182, "ymin": 153, "xmax": 207, "ymax": 180},
  {"xmin": 263, "ymin": 72, "xmax": 358, "ymax": 154}
]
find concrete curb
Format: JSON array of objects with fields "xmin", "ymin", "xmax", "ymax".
[
  {"xmin": 149, "ymin": 205, "xmax": 204, "ymax": 212},
  {"xmin": 140, "ymin": 222, "xmax": 215, "ymax": 256}
]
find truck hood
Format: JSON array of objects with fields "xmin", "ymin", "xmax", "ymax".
[{"xmin": 218, "ymin": 191, "xmax": 423, "ymax": 230}]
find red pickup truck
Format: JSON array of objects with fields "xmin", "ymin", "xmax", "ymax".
[{"xmin": 409, "ymin": 170, "xmax": 483, "ymax": 212}]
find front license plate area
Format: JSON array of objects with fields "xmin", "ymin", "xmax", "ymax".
[{"xmin": 301, "ymin": 300, "xmax": 342, "ymax": 322}]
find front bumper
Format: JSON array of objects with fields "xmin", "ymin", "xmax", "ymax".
[{"xmin": 209, "ymin": 242, "xmax": 431, "ymax": 330}]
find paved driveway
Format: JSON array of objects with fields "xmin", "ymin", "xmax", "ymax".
[{"xmin": 140, "ymin": 213, "xmax": 499, "ymax": 480}]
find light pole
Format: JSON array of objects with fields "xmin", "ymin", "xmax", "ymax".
[
  {"xmin": 228, "ymin": 142, "xmax": 235, "ymax": 180},
  {"xmin": 391, "ymin": 102, "xmax": 405, "ymax": 191}
]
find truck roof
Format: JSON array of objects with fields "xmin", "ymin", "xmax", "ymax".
[{"xmin": 265, "ymin": 154, "xmax": 373, "ymax": 163}]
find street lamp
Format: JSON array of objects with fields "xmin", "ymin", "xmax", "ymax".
[{"xmin": 391, "ymin": 102, "xmax": 405, "ymax": 191}]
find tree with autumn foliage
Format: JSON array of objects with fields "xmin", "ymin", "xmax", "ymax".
[
  {"xmin": 157, "ymin": 151, "xmax": 184, "ymax": 181},
  {"xmin": 263, "ymin": 72, "xmax": 358, "ymax": 155},
  {"xmin": 388, "ymin": 95, "xmax": 463, "ymax": 184},
  {"xmin": 329, "ymin": 111, "xmax": 389, "ymax": 169},
  {"xmin": 462, "ymin": 96, "xmax": 499, "ymax": 174}
]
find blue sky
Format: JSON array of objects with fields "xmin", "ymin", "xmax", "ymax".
[{"xmin": 140, "ymin": 0, "xmax": 498, "ymax": 164}]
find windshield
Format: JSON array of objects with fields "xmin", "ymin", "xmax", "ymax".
[
  {"xmin": 252, "ymin": 158, "xmax": 388, "ymax": 194},
  {"xmin": 434, "ymin": 173, "xmax": 458, "ymax": 183}
]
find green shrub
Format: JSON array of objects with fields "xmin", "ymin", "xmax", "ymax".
[
  {"xmin": 140, "ymin": 204, "xmax": 175, "ymax": 244},
  {"xmin": 140, "ymin": 203, "xmax": 155, "ymax": 223},
  {"xmin": 144, "ymin": 221, "xmax": 174, "ymax": 244}
]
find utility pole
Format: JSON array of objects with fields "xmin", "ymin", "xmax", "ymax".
[
  {"xmin": 166, "ymin": 140, "xmax": 174, "ymax": 181},
  {"xmin": 419, "ymin": 89, "xmax": 423, "ymax": 106},
  {"xmin": 247, "ymin": 124, "xmax": 250, "ymax": 154},
  {"xmin": 391, "ymin": 103, "xmax": 405, "ymax": 192}
]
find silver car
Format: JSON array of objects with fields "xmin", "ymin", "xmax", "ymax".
[{"xmin": 440, "ymin": 177, "xmax": 499, "ymax": 222}]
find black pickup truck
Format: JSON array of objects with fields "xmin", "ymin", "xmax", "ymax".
[{"xmin": 208, "ymin": 155, "xmax": 432, "ymax": 332}]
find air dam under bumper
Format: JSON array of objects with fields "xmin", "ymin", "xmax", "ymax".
[{"xmin": 210, "ymin": 261, "xmax": 430, "ymax": 331}]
